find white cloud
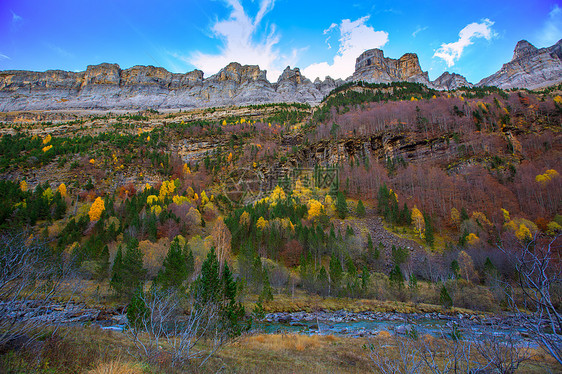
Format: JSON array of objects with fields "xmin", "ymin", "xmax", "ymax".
[
  {"xmin": 11, "ymin": 11, "xmax": 22, "ymax": 23},
  {"xmin": 412, "ymin": 26, "xmax": 428, "ymax": 37},
  {"xmin": 537, "ymin": 5, "xmax": 562, "ymax": 46},
  {"xmin": 434, "ymin": 19, "xmax": 495, "ymax": 67},
  {"xmin": 46, "ymin": 43, "xmax": 74, "ymax": 59},
  {"xmin": 302, "ymin": 16, "xmax": 388, "ymax": 80},
  {"xmin": 10, "ymin": 10, "xmax": 23, "ymax": 32},
  {"xmin": 0, "ymin": 53, "xmax": 10, "ymax": 60},
  {"xmin": 183, "ymin": 0, "xmax": 295, "ymax": 81}
]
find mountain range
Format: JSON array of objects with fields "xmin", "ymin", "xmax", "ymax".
[{"xmin": 0, "ymin": 39, "xmax": 560, "ymax": 112}]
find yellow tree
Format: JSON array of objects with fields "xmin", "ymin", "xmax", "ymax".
[
  {"xmin": 307, "ymin": 199, "xmax": 325, "ymax": 221},
  {"xmin": 57, "ymin": 183, "xmax": 67, "ymax": 198},
  {"xmin": 201, "ymin": 190, "xmax": 209, "ymax": 205},
  {"xmin": 147, "ymin": 195, "xmax": 158, "ymax": 205},
  {"xmin": 239, "ymin": 211, "xmax": 250, "ymax": 227},
  {"xmin": 256, "ymin": 217, "xmax": 269, "ymax": 230},
  {"xmin": 88, "ymin": 197, "xmax": 105, "ymax": 221},
  {"xmin": 450, "ymin": 208, "xmax": 460, "ymax": 228},
  {"xmin": 20, "ymin": 180, "xmax": 28, "ymax": 192},
  {"xmin": 411, "ymin": 206, "xmax": 425, "ymax": 238},
  {"xmin": 501, "ymin": 208, "xmax": 510, "ymax": 223},
  {"xmin": 183, "ymin": 163, "xmax": 191, "ymax": 176},
  {"xmin": 467, "ymin": 233, "xmax": 480, "ymax": 246}
]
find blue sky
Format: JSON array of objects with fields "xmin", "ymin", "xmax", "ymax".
[{"xmin": 0, "ymin": 0, "xmax": 560, "ymax": 84}]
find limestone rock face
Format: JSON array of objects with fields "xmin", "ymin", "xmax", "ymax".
[
  {"xmin": 478, "ymin": 39, "xmax": 562, "ymax": 89},
  {"xmin": 432, "ymin": 72, "xmax": 473, "ymax": 90},
  {"xmin": 275, "ymin": 66, "xmax": 326, "ymax": 103},
  {"xmin": 351, "ymin": 49, "xmax": 431, "ymax": 85},
  {"xmin": 0, "ymin": 62, "xmax": 339, "ymax": 111}
]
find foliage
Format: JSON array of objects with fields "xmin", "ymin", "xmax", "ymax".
[{"xmin": 88, "ymin": 197, "xmax": 105, "ymax": 222}]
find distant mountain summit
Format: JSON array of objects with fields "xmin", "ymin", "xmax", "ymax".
[
  {"xmin": 350, "ymin": 48, "xmax": 472, "ymax": 90},
  {"xmin": 477, "ymin": 39, "xmax": 562, "ymax": 89},
  {"xmin": 0, "ymin": 39, "xmax": 560, "ymax": 112}
]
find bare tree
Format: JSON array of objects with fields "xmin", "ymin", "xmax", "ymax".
[
  {"xmin": 0, "ymin": 231, "xmax": 77, "ymax": 348},
  {"xmin": 125, "ymin": 289, "xmax": 233, "ymax": 369},
  {"xmin": 365, "ymin": 334, "xmax": 423, "ymax": 374},
  {"xmin": 499, "ymin": 233, "xmax": 562, "ymax": 365},
  {"xmin": 474, "ymin": 324, "xmax": 533, "ymax": 374}
]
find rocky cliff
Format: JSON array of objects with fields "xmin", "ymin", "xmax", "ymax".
[
  {"xmin": 432, "ymin": 72, "xmax": 473, "ymax": 90},
  {"xmin": 477, "ymin": 39, "xmax": 562, "ymax": 89},
  {"xmin": 2, "ymin": 39, "xmax": 561, "ymax": 112},
  {"xmin": 0, "ymin": 63, "xmax": 336, "ymax": 112},
  {"xmin": 351, "ymin": 49, "xmax": 432, "ymax": 85}
]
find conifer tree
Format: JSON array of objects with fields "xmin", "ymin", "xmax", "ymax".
[
  {"xmin": 155, "ymin": 238, "xmax": 189, "ymax": 290},
  {"xmin": 113, "ymin": 239, "xmax": 146, "ymax": 298},
  {"xmin": 97, "ymin": 244, "xmax": 110, "ymax": 280},
  {"xmin": 345, "ymin": 257, "xmax": 357, "ymax": 277},
  {"xmin": 317, "ymin": 266, "xmax": 329, "ymax": 296},
  {"xmin": 389, "ymin": 264, "xmax": 404, "ymax": 290},
  {"xmin": 110, "ymin": 246, "xmax": 124, "ymax": 294},
  {"xmin": 361, "ymin": 265, "xmax": 370, "ymax": 293},
  {"xmin": 127, "ymin": 287, "xmax": 148, "ymax": 330},
  {"xmin": 329, "ymin": 253, "xmax": 343, "ymax": 290},
  {"xmin": 259, "ymin": 267, "xmax": 274, "ymax": 303},
  {"xmin": 356, "ymin": 199, "xmax": 366, "ymax": 218},
  {"xmin": 184, "ymin": 244, "xmax": 195, "ymax": 280},
  {"xmin": 336, "ymin": 191, "xmax": 347, "ymax": 219},
  {"xmin": 440, "ymin": 285, "xmax": 453, "ymax": 309},
  {"xmin": 424, "ymin": 213, "xmax": 435, "ymax": 247}
]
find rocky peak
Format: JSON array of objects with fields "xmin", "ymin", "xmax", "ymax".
[
  {"xmin": 208, "ymin": 62, "xmax": 267, "ymax": 84},
  {"xmin": 478, "ymin": 39, "xmax": 562, "ymax": 89},
  {"xmin": 512, "ymin": 40, "xmax": 538, "ymax": 61},
  {"xmin": 351, "ymin": 48, "xmax": 430, "ymax": 85},
  {"xmin": 277, "ymin": 66, "xmax": 305, "ymax": 85},
  {"xmin": 432, "ymin": 72, "xmax": 473, "ymax": 90}
]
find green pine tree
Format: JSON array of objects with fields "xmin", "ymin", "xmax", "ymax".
[
  {"xmin": 118, "ymin": 239, "xmax": 147, "ymax": 298},
  {"xmin": 127, "ymin": 287, "xmax": 148, "ymax": 330},
  {"xmin": 424, "ymin": 213, "xmax": 434, "ymax": 247},
  {"xmin": 97, "ymin": 245, "xmax": 110, "ymax": 280},
  {"xmin": 389, "ymin": 264, "xmax": 404, "ymax": 290},
  {"xmin": 356, "ymin": 200, "xmax": 366, "ymax": 218},
  {"xmin": 361, "ymin": 265, "xmax": 370, "ymax": 293},
  {"xmin": 259, "ymin": 267, "xmax": 274, "ymax": 303},
  {"xmin": 440, "ymin": 285, "xmax": 453, "ymax": 309},
  {"xmin": 336, "ymin": 191, "xmax": 348, "ymax": 219},
  {"xmin": 329, "ymin": 253, "xmax": 343, "ymax": 290},
  {"xmin": 110, "ymin": 246, "xmax": 124, "ymax": 295},
  {"xmin": 154, "ymin": 238, "xmax": 189, "ymax": 290}
]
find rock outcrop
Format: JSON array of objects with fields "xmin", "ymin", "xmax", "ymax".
[
  {"xmin": 0, "ymin": 63, "xmax": 334, "ymax": 112},
  {"xmin": 432, "ymin": 72, "xmax": 473, "ymax": 90},
  {"xmin": 478, "ymin": 39, "xmax": 562, "ymax": 89},
  {"xmin": 2, "ymin": 39, "xmax": 560, "ymax": 112},
  {"xmin": 351, "ymin": 49, "xmax": 431, "ymax": 85}
]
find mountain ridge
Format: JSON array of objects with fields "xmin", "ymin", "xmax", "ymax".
[{"xmin": 1, "ymin": 39, "xmax": 560, "ymax": 112}]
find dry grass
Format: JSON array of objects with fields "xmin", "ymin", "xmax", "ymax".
[
  {"xmin": 211, "ymin": 333, "xmax": 372, "ymax": 373},
  {"xmin": 254, "ymin": 291, "xmax": 481, "ymax": 315},
  {"xmin": 242, "ymin": 333, "xmax": 331, "ymax": 352},
  {"xmin": 88, "ymin": 359, "xmax": 144, "ymax": 374}
]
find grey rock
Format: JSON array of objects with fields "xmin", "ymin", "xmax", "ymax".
[
  {"xmin": 0, "ymin": 61, "xmax": 340, "ymax": 112},
  {"xmin": 478, "ymin": 39, "xmax": 562, "ymax": 89},
  {"xmin": 350, "ymin": 49, "xmax": 431, "ymax": 86},
  {"xmin": 432, "ymin": 72, "xmax": 473, "ymax": 90}
]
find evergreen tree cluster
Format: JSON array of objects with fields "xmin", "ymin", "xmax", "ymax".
[{"xmin": 377, "ymin": 184, "xmax": 411, "ymax": 226}]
